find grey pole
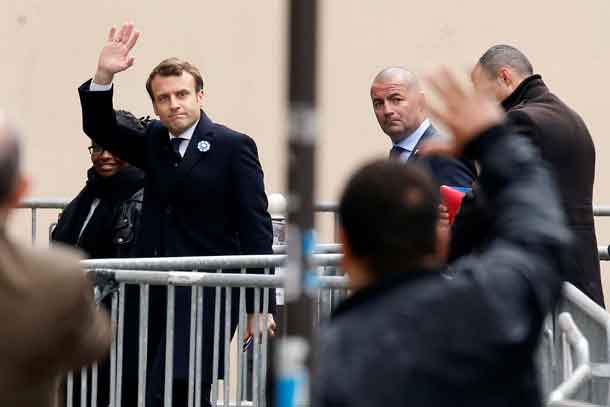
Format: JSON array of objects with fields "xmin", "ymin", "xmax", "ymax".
[{"xmin": 276, "ymin": 1, "xmax": 319, "ymax": 406}]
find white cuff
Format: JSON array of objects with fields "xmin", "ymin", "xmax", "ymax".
[{"xmin": 89, "ymin": 81, "xmax": 113, "ymax": 91}]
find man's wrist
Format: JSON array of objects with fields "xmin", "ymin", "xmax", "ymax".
[{"xmin": 93, "ymin": 69, "xmax": 114, "ymax": 86}]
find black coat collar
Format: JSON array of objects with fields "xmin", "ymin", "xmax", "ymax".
[
  {"xmin": 501, "ymin": 74, "xmax": 548, "ymax": 111},
  {"xmin": 331, "ymin": 266, "xmax": 443, "ymax": 320}
]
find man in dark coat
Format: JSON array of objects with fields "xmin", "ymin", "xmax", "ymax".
[
  {"xmin": 370, "ymin": 67, "xmax": 477, "ymax": 187},
  {"xmin": 317, "ymin": 69, "xmax": 571, "ymax": 407},
  {"xmin": 468, "ymin": 44, "xmax": 603, "ymax": 305},
  {"xmin": 78, "ymin": 23, "xmax": 275, "ymax": 407}
]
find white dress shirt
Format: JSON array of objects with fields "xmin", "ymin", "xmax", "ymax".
[{"xmin": 392, "ymin": 118, "xmax": 431, "ymax": 161}]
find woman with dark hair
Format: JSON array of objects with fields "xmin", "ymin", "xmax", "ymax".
[{"xmin": 52, "ymin": 110, "xmax": 146, "ymax": 407}]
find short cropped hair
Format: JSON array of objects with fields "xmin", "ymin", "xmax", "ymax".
[
  {"xmin": 478, "ymin": 44, "xmax": 534, "ymax": 78},
  {"xmin": 145, "ymin": 58, "xmax": 204, "ymax": 100},
  {"xmin": 339, "ymin": 160, "xmax": 440, "ymax": 275},
  {"xmin": 0, "ymin": 125, "xmax": 20, "ymax": 204},
  {"xmin": 115, "ymin": 110, "xmax": 149, "ymax": 131}
]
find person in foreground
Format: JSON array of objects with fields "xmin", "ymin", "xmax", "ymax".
[
  {"xmin": 0, "ymin": 111, "xmax": 111, "ymax": 407},
  {"xmin": 316, "ymin": 68, "xmax": 571, "ymax": 407}
]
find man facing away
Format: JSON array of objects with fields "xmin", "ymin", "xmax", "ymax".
[
  {"xmin": 469, "ymin": 44, "xmax": 603, "ymax": 305},
  {"xmin": 0, "ymin": 111, "xmax": 111, "ymax": 407},
  {"xmin": 317, "ymin": 69, "xmax": 571, "ymax": 406},
  {"xmin": 78, "ymin": 22, "xmax": 275, "ymax": 406},
  {"xmin": 371, "ymin": 66, "xmax": 477, "ymax": 187}
]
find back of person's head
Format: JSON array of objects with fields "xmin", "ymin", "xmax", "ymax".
[
  {"xmin": 116, "ymin": 110, "xmax": 149, "ymax": 131},
  {"xmin": 0, "ymin": 112, "xmax": 26, "ymax": 219},
  {"xmin": 478, "ymin": 44, "xmax": 534, "ymax": 79},
  {"xmin": 145, "ymin": 58, "xmax": 204, "ymax": 100},
  {"xmin": 339, "ymin": 160, "xmax": 440, "ymax": 277}
]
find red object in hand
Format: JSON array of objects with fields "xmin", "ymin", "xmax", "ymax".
[{"xmin": 440, "ymin": 185, "xmax": 465, "ymax": 224}]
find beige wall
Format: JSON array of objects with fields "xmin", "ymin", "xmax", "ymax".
[{"xmin": 3, "ymin": 0, "xmax": 610, "ymax": 294}]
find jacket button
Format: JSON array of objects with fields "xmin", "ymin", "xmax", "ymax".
[
  {"xmin": 174, "ymin": 162, "xmax": 179, "ymax": 168},
  {"xmin": 117, "ymin": 237, "xmax": 124, "ymax": 243},
  {"xmin": 165, "ymin": 206, "xmax": 172, "ymax": 215}
]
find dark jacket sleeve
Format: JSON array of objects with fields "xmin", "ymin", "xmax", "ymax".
[
  {"xmin": 231, "ymin": 134, "xmax": 275, "ymax": 313},
  {"xmin": 455, "ymin": 125, "xmax": 571, "ymax": 318},
  {"xmin": 78, "ymin": 79, "xmax": 148, "ymax": 170},
  {"xmin": 424, "ymin": 155, "xmax": 477, "ymax": 187}
]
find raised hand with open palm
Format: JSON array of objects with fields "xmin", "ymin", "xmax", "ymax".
[{"xmin": 94, "ymin": 22, "xmax": 141, "ymax": 85}]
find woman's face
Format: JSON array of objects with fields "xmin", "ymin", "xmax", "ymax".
[{"xmin": 89, "ymin": 144, "xmax": 127, "ymax": 177}]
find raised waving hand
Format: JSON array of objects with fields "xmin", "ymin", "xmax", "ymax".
[{"xmin": 94, "ymin": 22, "xmax": 141, "ymax": 85}]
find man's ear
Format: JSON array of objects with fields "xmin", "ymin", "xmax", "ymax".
[
  {"xmin": 7, "ymin": 174, "xmax": 29, "ymax": 209},
  {"xmin": 197, "ymin": 89, "xmax": 205, "ymax": 107},
  {"xmin": 338, "ymin": 226, "xmax": 352, "ymax": 270},
  {"xmin": 498, "ymin": 67, "xmax": 513, "ymax": 86}
]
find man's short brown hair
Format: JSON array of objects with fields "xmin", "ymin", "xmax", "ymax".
[{"xmin": 145, "ymin": 58, "xmax": 204, "ymax": 100}]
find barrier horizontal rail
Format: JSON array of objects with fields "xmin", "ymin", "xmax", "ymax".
[
  {"xmin": 81, "ymin": 253, "xmax": 342, "ymax": 271},
  {"xmin": 86, "ymin": 269, "xmax": 349, "ymax": 289},
  {"xmin": 18, "ymin": 197, "xmax": 610, "ymax": 216},
  {"xmin": 77, "ymin": 245, "xmax": 610, "ymax": 267}
]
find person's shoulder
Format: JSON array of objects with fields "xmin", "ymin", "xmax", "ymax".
[
  {"xmin": 26, "ymin": 243, "xmax": 85, "ymax": 277},
  {"xmin": 211, "ymin": 122, "xmax": 258, "ymax": 150}
]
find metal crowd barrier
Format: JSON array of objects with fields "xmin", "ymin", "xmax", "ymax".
[
  {"xmin": 69, "ymin": 254, "xmax": 345, "ymax": 407},
  {"xmin": 547, "ymin": 313, "xmax": 593, "ymax": 405},
  {"xmin": 19, "ymin": 199, "xmax": 610, "ymax": 260}
]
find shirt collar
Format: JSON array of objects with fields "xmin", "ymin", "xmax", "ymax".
[
  {"xmin": 169, "ymin": 119, "xmax": 199, "ymax": 141},
  {"xmin": 393, "ymin": 119, "xmax": 430, "ymax": 153}
]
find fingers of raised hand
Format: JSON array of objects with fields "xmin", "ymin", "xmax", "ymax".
[
  {"xmin": 125, "ymin": 30, "xmax": 141, "ymax": 52},
  {"xmin": 107, "ymin": 26, "xmax": 117, "ymax": 42},
  {"xmin": 417, "ymin": 138, "xmax": 457, "ymax": 158}
]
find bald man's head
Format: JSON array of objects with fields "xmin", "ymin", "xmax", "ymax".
[
  {"xmin": 370, "ymin": 67, "xmax": 427, "ymax": 143},
  {"xmin": 0, "ymin": 112, "xmax": 22, "ymax": 207},
  {"xmin": 372, "ymin": 67, "xmax": 421, "ymax": 91}
]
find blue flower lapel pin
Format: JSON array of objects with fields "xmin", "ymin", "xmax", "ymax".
[{"xmin": 197, "ymin": 140, "xmax": 211, "ymax": 153}]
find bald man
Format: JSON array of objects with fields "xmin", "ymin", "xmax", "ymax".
[
  {"xmin": 371, "ymin": 67, "xmax": 477, "ymax": 187},
  {"xmin": 0, "ymin": 113, "xmax": 111, "ymax": 406},
  {"xmin": 467, "ymin": 45, "xmax": 603, "ymax": 305}
]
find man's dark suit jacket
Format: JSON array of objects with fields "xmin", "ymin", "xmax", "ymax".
[
  {"xmin": 78, "ymin": 79, "xmax": 274, "ymax": 387},
  {"xmin": 451, "ymin": 75, "xmax": 603, "ymax": 305},
  {"xmin": 409, "ymin": 124, "xmax": 477, "ymax": 187}
]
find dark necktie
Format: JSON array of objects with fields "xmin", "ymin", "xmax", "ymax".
[
  {"xmin": 389, "ymin": 145, "xmax": 407, "ymax": 160},
  {"xmin": 170, "ymin": 137, "xmax": 186, "ymax": 158}
]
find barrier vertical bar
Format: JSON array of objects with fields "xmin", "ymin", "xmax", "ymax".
[
  {"xmin": 261, "ymin": 268, "xmax": 271, "ymax": 405},
  {"xmin": 67, "ymin": 371, "xmax": 74, "ymax": 407},
  {"xmin": 92, "ymin": 363, "xmax": 98, "ymax": 407},
  {"xmin": 80, "ymin": 369, "xmax": 87, "ymax": 407},
  {"xmin": 211, "ymin": 270, "xmax": 222, "ymax": 404},
  {"xmin": 236, "ymin": 268, "xmax": 246, "ymax": 407},
  {"xmin": 116, "ymin": 283, "xmax": 126, "ymax": 407},
  {"xmin": 138, "ymin": 284, "xmax": 149, "ymax": 407},
  {"xmin": 110, "ymin": 290, "xmax": 119, "ymax": 407},
  {"xmin": 224, "ymin": 286, "xmax": 232, "ymax": 405},
  {"xmin": 188, "ymin": 285, "xmax": 198, "ymax": 407},
  {"xmin": 253, "ymin": 287, "xmax": 261, "ymax": 407},
  {"xmin": 195, "ymin": 283, "xmax": 204, "ymax": 407},
  {"xmin": 31, "ymin": 208, "xmax": 37, "ymax": 244},
  {"xmin": 164, "ymin": 285, "xmax": 175, "ymax": 407}
]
